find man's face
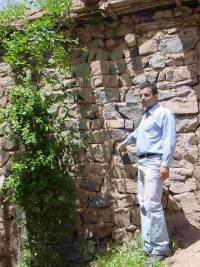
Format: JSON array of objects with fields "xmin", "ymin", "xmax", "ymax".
[{"xmin": 139, "ymin": 87, "xmax": 157, "ymax": 109}]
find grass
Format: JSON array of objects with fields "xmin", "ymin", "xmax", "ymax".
[{"xmin": 87, "ymin": 234, "xmax": 166, "ymax": 267}]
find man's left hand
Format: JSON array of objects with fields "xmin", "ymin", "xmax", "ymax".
[{"xmin": 160, "ymin": 166, "xmax": 169, "ymax": 181}]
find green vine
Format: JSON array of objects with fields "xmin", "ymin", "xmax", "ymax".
[{"xmin": 0, "ymin": 1, "xmax": 85, "ymax": 266}]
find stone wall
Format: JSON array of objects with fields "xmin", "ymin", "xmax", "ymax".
[
  {"xmin": 0, "ymin": 2, "xmax": 200, "ymax": 266},
  {"xmin": 0, "ymin": 64, "xmax": 19, "ymax": 266},
  {"xmin": 72, "ymin": 4, "xmax": 200, "ymax": 246}
]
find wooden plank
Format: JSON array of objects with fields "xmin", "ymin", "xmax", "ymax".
[{"xmin": 71, "ymin": 0, "xmax": 196, "ymax": 18}]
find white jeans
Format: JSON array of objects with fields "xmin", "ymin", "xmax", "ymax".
[{"xmin": 138, "ymin": 156, "xmax": 169, "ymax": 255}]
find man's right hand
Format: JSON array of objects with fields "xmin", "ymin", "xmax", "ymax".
[{"xmin": 116, "ymin": 143, "xmax": 127, "ymax": 153}]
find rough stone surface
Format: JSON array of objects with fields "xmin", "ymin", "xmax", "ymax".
[
  {"xmin": 149, "ymin": 52, "xmax": 165, "ymax": 68},
  {"xmin": 139, "ymin": 39, "xmax": 158, "ymax": 56},
  {"xmin": 166, "ymin": 240, "xmax": 200, "ymax": 267},
  {"xmin": 124, "ymin": 34, "xmax": 137, "ymax": 47}
]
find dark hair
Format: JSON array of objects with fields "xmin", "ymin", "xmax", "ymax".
[{"xmin": 139, "ymin": 84, "xmax": 158, "ymax": 95}]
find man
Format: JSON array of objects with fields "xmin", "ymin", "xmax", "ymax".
[{"xmin": 118, "ymin": 84, "xmax": 176, "ymax": 263}]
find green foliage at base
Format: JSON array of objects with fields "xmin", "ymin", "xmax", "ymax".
[{"xmin": 89, "ymin": 234, "xmax": 165, "ymax": 267}]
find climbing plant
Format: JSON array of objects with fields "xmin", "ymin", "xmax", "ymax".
[{"xmin": 0, "ymin": 1, "xmax": 84, "ymax": 266}]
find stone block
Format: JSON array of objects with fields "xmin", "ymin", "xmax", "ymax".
[
  {"xmin": 173, "ymin": 65, "xmax": 197, "ymax": 82},
  {"xmin": 91, "ymin": 129, "xmax": 127, "ymax": 144},
  {"xmin": 169, "ymin": 179, "xmax": 197, "ymax": 194},
  {"xmin": 91, "ymin": 119, "xmax": 104, "ymax": 130},
  {"xmin": 158, "ymin": 90, "xmax": 176, "ymax": 101},
  {"xmin": 165, "ymin": 53, "xmax": 184, "ymax": 66},
  {"xmin": 176, "ymin": 116, "xmax": 199, "ymax": 133},
  {"xmin": 149, "ymin": 52, "xmax": 165, "ymax": 68},
  {"xmin": 88, "ymin": 48, "xmax": 108, "ymax": 62},
  {"xmin": 114, "ymin": 208, "xmax": 131, "ymax": 226},
  {"xmin": 89, "ymin": 195, "xmax": 112, "ymax": 208},
  {"xmin": 117, "ymin": 104, "xmax": 142, "ymax": 123},
  {"xmin": 87, "ymin": 143, "xmax": 112, "ymax": 163},
  {"xmin": 94, "ymin": 88, "xmax": 120, "ymax": 103},
  {"xmin": 104, "ymin": 119, "xmax": 124, "ymax": 129},
  {"xmin": 79, "ymin": 105, "xmax": 96, "ymax": 119},
  {"xmin": 179, "ymin": 193, "xmax": 200, "ymax": 214},
  {"xmin": 0, "ymin": 151, "xmax": 10, "ymax": 168},
  {"xmin": 0, "ymin": 76, "xmax": 14, "ymax": 88},
  {"xmin": 74, "ymin": 63, "xmax": 90, "ymax": 78},
  {"xmin": 126, "ymin": 224, "xmax": 137, "ymax": 233},
  {"xmin": 174, "ymin": 133, "xmax": 198, "ymax": 163},
  {"xmin": 1, "ymin": 138, "xmax": 18, "ymax": 151},
  {"xmin": 133, "ymin": 74, "xmax": 147, "ymax": 85},
  {"xmin": 110, "ymin": 156, "xmax": 138, "ymax": 179},
  {"xmin": 117, "ymin": 179, "xmax": 137, "ymax": 194},
  {"xmin": 146, "ymin": 71, "xmax": 159, "ymax": 84},
  {"xmin": 74, "ymin": 88, "xmax": 93, "ymax": 104},
  {"xmin": 158, "ymin": 37, "xmax": 183, "ymax": 54},
  {"xmin": 125, "ymin": 90, "xmax": 141, "ymax": 104},
  {"xmin": 102, "ymin": 75, "xmax": 119, "ymax": 88},
  {"xmin": 79, "ymin": 175, "xmax": 104, "ymax": 192},
  {"xmin": 109, "ymin": 47, "xmax": 124, "ymax": 60},
  {"xmin": 0, "ymin": 63, "xmax": 11, "ymax": 77},
  {"xmin": 158, "ymin": 30, "xmax": 198, "ymax": 53},
  {"xmin": 169, "ymin": 168, "xmax": 193, "ymax": 181},
  {"xmin": 115, "ymin": 23, "xmax": 132, "ymax": 38},
  {"xmin": 124, "ymin": 34, "xmax": 137, "ymax": 47},
  {"xmin": 91, "ymin": 76, "xmax": 103, "ymax": 88},
  {"xmin": 116, "ymin": 194, "xmax": 136, "ymax": 209},
  {"xmin": 103, "ymin": 103, "xmax": 118, "ymax": 119},
  {"xmin": 75, "ymin": 28, "xmax": 91, "ymax": 43},
  {"xmin": 112, "ymin": 227, "xmax": 133, "ymax": 244},
  {"xmin": 90, "ymin": 60, "xmax": 110, "ymax": 76},
  {"xmin": 161, "ymin": 96, "xmax": 198, "ymax": 115},
  {"xmin": 139, "ymin": 38, "xmax": 158, "ymax": 56},
  {"xmin": 96, "ymin": 50, "xmax": 109, "ymax": 61}
]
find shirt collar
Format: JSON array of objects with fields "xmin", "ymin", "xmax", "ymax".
[{"xmin": 144, "ymin": 103, "xmax": 159, "ymax": 115}]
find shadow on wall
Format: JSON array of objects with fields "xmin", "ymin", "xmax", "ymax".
[
  {"xmin": 2, "ymin": 201, "xmax": 19, "ymax": 267},
  {"xmin": 71, "ymin": 1, "xmax": 200, "ymax": 256}
]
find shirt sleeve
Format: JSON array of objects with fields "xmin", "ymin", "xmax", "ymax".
[
  {"xmin": 161, "ymin": 111, "xmax": 176, "ymax": 167},
  {"xmin": 121, "ymin": 128, "xmax": 138, "ymax": 145}
]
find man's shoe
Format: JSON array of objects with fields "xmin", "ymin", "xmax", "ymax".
[
  {"xmin": 145, "ymin": 252, "xmax": 170, "ymax": 266},
  {"xmin": 142, "ymin": 249, "xmax": 151, "ymax": 257}
]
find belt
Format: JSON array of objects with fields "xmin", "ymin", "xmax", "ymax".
[{"xmin": 138, "ymin": 153, "xmax": 162, "ymax": 159}]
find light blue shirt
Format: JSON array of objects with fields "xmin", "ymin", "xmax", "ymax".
[{"xmin": 122, "ymin": 103, "xmax": 176, "ymax": 167}]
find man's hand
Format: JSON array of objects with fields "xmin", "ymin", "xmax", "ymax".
[
  {"xmin": 116, "ymin": 143, "xmax": 127, "ymax": 154},
  {"xmin": 160, "ymin": 166, "xmax": 169, "ymax": 181}
]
